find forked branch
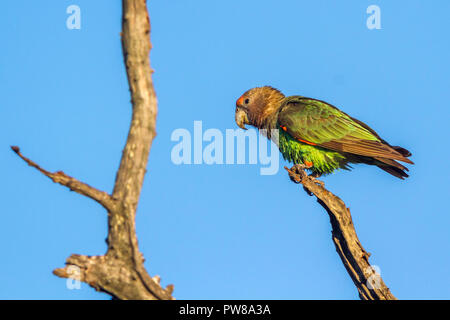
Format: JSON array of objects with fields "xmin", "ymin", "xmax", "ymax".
[
  {"xmin": 11, "ymin": 146, "xmax": 116, "ymax": 212},
  {"xmin": 12, "ymin": 0, "xmax": 173, "ymax": 300}
]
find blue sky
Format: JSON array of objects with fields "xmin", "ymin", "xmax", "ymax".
[{"xmin": 1, "ymin": 1, "xmax": 449, "ymax": 299}]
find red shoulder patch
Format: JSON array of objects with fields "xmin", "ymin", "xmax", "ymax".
[
  {"xmin": 280, "ymin": 125, "xmax": 317, "ymax": 145},
  {"xmin": 297, "ymin": 138, "xmax": 317, "ymax": 146}
]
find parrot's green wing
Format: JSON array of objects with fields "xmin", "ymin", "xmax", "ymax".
[{"xmin": 277, "ymin": 96, "xmax": 412, "ymax": 163}]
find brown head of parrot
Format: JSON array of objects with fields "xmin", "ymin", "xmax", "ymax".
[{"xmin": 235, "ymin": 86, "xmax": 286, "ymax": 130}]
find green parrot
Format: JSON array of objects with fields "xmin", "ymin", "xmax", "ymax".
[{"xmin": 235, "ymin": 86, "xmax": 413, "ymax": 179}]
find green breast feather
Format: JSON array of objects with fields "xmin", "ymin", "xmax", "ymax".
[{"xmin": 278, "ymin": 128, "xmax": 347, "ymax": 175}]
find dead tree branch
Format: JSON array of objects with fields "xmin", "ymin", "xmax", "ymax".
[
  {"xmin": 11, "ymin": 146, "xmax": 116, "ymax": 212},
  {"xmin": 285, "ymin": 165, "xmax": 397, "ymax": 300},
  {"xmin": 11, "ymin": 0, "xmax": 173, "ymax": 300}
]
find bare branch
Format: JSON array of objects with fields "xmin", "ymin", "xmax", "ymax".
[
  {"xmin": 12, "ymin": 0, "xmax": 174, "ymax": 300},
  {"xmin": 10, "ymin": 146, "xmax": 116, "ymax": 212},
  {"xmin": 285, "ymin": 165, "xmax": 397, "ymax": 300},
  {"xmin": 106, "ymin": 0, "xmax": 158, "ymax": 261},
  {"xmin": 113, "ymin": 0, "xmax": 157, "ymax": 205}
]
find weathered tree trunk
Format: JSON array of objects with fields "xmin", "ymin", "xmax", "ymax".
[{"xmin": 12, "ymin": 0, "xmax": 173, "ymax": 300}]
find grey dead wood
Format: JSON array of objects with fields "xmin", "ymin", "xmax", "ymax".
[
  {"xmin": 285, "ymin": 165, "xmax": 397, "ymax": 300},
  {"xmin": 12, "ymin": 0, "xmax": 173, "ymax": 300}
]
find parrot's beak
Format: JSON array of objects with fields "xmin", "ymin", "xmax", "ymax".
[{"xmin": 235, "ymin": 107, "xmax": 249, "ymax": 130}]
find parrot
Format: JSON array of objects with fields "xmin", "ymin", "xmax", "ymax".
[{"xmin": 235, "ymin": 86, "xmax": 413, "ymax": 179}]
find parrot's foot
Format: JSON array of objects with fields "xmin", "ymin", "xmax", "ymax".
[
  {"xmin": 288, "ymin": 164, "xmax": 309, "ymax": 183},
  {"xmin": 286, "ymin": 165, "xmax": 325, "ymax": 189},
  {"xmin": 307, "ymin": 175, "xmax": 325, "ymax": 188},
  {"xmin": 293, "ymin": 164, "xmax": 325, "ymax": 187},
  {"xmin": 291, "ymin": 163, "xmax": 311, "ymax": 173}
]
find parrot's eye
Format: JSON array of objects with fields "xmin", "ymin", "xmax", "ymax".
[{"xmin": 244, "ymin": 98, "xmax": 250, "ymax": 104}]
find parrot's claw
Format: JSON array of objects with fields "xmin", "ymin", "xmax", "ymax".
[
  {"xmin": 287, "ymin": 164, "xmax": 325, "ymax": 189},
  {"xmin": 307, "ymin": 175, "xmax": 325, "ymax": 188},
  {"xmin": 308, "ymin": 171, "xmax": 325, "ymax": 188},
  {"xmin": 288, "ymin": 164, "xmax": 308, "ymax": 183},
  {"xmin": 292, "ymin": 164, "xmax": 307, "ymax": 171}
]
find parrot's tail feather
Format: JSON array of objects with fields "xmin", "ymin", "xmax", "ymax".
[
  {"xmin": 391, "ymin": 145, "xmax": 412, "ymax": 158},
  {"xmin": 374, "ymin": 157, "xmax": 410, "ymax": 179},
  {"xmin": 377, "ymin": 165, "xmax": 409, "ymax": 179}
]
